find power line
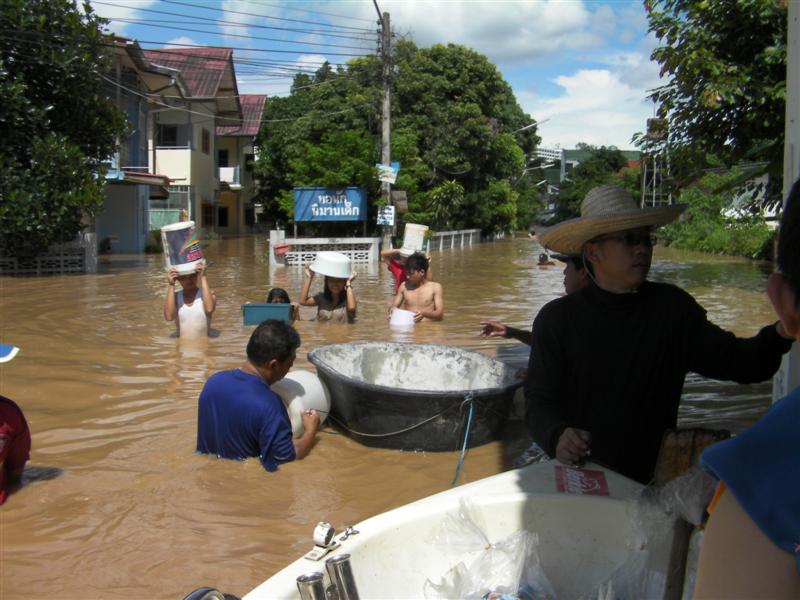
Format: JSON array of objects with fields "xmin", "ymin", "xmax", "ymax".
[
  {"xmin": 104, "ymin": 17, "xmax": 372, "ymax": 42},
  {"xmin": 92, "ymin": 0, "xmax": 372, "ymax": 36},
  {"xmin": 161, "ymin": 0, "xmax": 375, "ymax": 31},
  {"xmin": 107, "ymin": 18, "xmax": 374, "ymax": 51},
  {"xmin": 239, "ymin": 0, "xmax": 374, "ymax": 24},
  {"xmin": 99, "ymin": 72, "xmax": 374, "ymax": 125}
]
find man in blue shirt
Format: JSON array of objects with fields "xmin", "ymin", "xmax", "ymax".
[{"xmin": 196, "ymin": 320, "xmax": 320, "ymax": 471}]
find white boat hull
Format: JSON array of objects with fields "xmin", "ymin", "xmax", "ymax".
[{"xmin": 245, "ymin": 461, "xmax": 686, "ymax": 599}]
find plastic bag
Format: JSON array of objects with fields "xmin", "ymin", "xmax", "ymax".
[{"xmin": 422, "ymin": 498, "xmax": 556, "ymax": 600}]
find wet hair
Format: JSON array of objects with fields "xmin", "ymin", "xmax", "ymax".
[
  {"xmin": 778, "ymin": 178, "xmax": 800, "ymax": 306},
  {"xmin": 246, "ymin": 319, "xmax": 300, "ymax": 365},
  {"xmin": 404, "ymin": 252, "xmax": 429, "ymax": 273},
  {"xmin": 323, "ymin": 276, "xmax": 347, "ymax": 304},
  {"xmin": 266, "ymin": 287, "xmax": 291, "ymax": 304}
]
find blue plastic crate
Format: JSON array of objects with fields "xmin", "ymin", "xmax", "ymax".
[{"xmin": 241, "ymin": 303, "xmax": 292, "ymax": 325}]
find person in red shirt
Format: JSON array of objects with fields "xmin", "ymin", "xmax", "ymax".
[
  {"xmin": 0, "ymin": 343, "xmax": 30, "ymax": 505},
  {"xmin": 381, "ymin": 247, "xmax": 434, "ymax": 292}
]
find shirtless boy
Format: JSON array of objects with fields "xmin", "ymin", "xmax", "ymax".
[{"xmin": 389, "ymin": 253, "xmax": 444, "ymax": 322}]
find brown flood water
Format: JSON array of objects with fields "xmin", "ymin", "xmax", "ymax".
[{"xmin": 0, "ymin": 235, "xmax": 777, "ymax": 599}]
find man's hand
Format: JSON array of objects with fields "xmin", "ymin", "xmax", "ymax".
[
  {"xmin": 413, "ymin": 311, "xmax": 423, "ymax": 323},
  {"xmin": 195, "ymin": 261, "xmax": 206, "ymax": 278},
  {"xmin": 555, "ymin": 427, "xmax": 592, "ymax": 466},
  {"xmin": 301, "ymin": 408, "xmax": 320, "ymax": 432},
  {"xmin": 480, "ymin": 320, "xmax": 508, "ymax": 338},
  {"xmin": 167, "ymin": 268, "xmax": 179, "ymax": 286}
]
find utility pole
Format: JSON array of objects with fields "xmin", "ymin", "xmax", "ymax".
[
  {"xmin": 775, "ymin": 1, "xmax": 800, "ymax": 403},
  {"xmin": 374, "ymin": 2, "xmax": 393, "ymax": 246}
]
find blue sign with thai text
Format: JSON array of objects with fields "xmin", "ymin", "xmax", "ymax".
[{"xmin": 293, "ymin": 187, "xmax": 367, "ymax": 222}]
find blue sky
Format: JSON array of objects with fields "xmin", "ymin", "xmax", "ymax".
[{"xmin": 90, "ymin": 0, "xmax": 662, "ymax": 150}]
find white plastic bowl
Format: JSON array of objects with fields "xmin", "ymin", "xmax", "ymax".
[
  {"xmin": 271, "ymin": 370, "xmax": 331, "ymax": 437},
  {"xmin": 310, "ymin": 251, "xmax": 352, "ymax": 279}
]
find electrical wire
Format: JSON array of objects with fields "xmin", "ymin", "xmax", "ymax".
[
  {"xmin": 93, "ymin": 0, "xmax": 373, "ymax": 36},
  {"xmin": 106, "ymin": 17, "xmax": 374, "ymax": 51},
  {"xmin": 99, "ymin": 72, "xmax": 375, "ymax": 125},
  {"xmin": 161, "ymin": 0, "xmax": 376, "ymax": 31}
]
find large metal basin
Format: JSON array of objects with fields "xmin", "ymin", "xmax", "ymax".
[{"xmin": 307, "ymin": 342, "xmax": 523, "ymax": 451}]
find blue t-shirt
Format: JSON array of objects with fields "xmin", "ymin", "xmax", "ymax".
[
  {"xmin": 196, "ymin": 369, "xmax": 296, "ymax": 471},
  {"xmin": 702, "ymin": 385, "xmax": 800, "ymax": 573}
]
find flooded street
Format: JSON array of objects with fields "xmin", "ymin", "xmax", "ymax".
[{"xmin": 0, "ymin": 234, "xmax": 777, "ymax": 599}]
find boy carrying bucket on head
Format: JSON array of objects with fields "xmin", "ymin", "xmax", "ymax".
[
  {"xmin": 389, "ymin": 253, "xmax": 444, "ymax": 322},
  {"xmin": 164, "ymin": 262, "xmax": 216, "ymax": 339}
]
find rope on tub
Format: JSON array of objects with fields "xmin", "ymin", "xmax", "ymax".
[{"xmin": 451, "ymin": 392, "xmax": 475, "ymax": 487}]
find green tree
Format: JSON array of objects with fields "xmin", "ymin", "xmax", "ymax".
[
  {"xmin": 642, "ymin": 0, "xmax": 786, "ymax": 209},
  {"xmin": 555, "ymin": 146, "xmax": 635, "ymax": 220},
  {"xmin": 255, "ymin": 41, "xmax": 538, "ymax": 235},
  {"xmin": 0, "ymin": 0, "xmax": 128, "ymax": 257},
  {"xmin": 660, "ymin": 169, "xmax": 773, "ymax": 258}
]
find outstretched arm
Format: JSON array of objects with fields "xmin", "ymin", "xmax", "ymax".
[
  {"xmin": 479, "ymin": 320, "xmax": 533, "ymax": 345},
  {"xmin": 299, "ymin": 266, "xmax": 318, "ymax": 307},
  {"xmin": 164, "ymin": 268, "xmax": 179, "ymax": 321}
]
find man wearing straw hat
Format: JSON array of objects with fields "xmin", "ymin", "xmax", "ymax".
[{"xmin": 526, "ymin": 184, "xmax": 794, "ymax": 483}]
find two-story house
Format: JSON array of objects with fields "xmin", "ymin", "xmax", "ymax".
[
  {"xmin": 96, "ymin": 37, "xmax": 184, "ymax": 254},
  {"xmin": 215, "ymin": 94, "xmax": 267, "ymax": 235},
  {"xmin": 141, "ymin": 47, "xmax": 242, "ymax": 233}
]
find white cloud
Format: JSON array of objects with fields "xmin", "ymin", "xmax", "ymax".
[
  {"xmin": 219, "ymin": 0, "xmax": 264, "ymax": 39},
  {"xmin": 165, "ymin": 36, "xmax": 198, "ymax": 48},
  {"xmin": 89, "ymin": 0, "xmax": 159, "ymax": 33},
  {"xmin": 382, "ymin": 0, "xmax": 594, "ymax": 63},
  {"xmin": 520, "ymin": 69, "xmax": 653, "ymax": 148}
]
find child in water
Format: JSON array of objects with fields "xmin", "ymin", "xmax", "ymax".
[
  {"xmin": 164, "ymin": 262, "xmax": 216, "ymax": 338},
  {"xmin": 266, "ymin": 287, "xmax": 300, "ymax": 321},
  {"xmin": 299, "ymin": 266, "xmax": 357, "ymax": 323},
  {"xmin": 389, "ymin": 253, "xmax": 443, "ymax": 322}
]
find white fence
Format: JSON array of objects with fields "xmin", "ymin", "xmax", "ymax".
[
  {"xmin": 429, "ymin": 229, "xmax": 483, "ymax": 250},
  {"xmin": 268, "ymin": 230, "xmax": 380, "ymax": 265},
  {"xmin": 267, "ymin": 228, "xmax": 503, "ymax": 266},
  {"xmin": 0, "ymin": 233, "xmax": 97, "ymax": 275}
]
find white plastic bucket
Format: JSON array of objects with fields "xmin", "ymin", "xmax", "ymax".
[
  {"xmin": 389, "ymin": 308, "xmax": 416, "ymax": 326},
  {"xmin": 271, "ymin": 370, "xmax": 331, "ymax": 438},
  {"xmin": 161, "ymin": 221, "xmax": 204, "ymax": 274},
  {"xmin": 401, "ymin": 223, "xmax": 429, "ymax": 254}
]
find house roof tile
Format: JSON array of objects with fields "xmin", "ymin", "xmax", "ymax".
[
  {"xmin": 216, "ymin": 95, "xmax": 267, "ymax": 136},
  {"xmin": 142, "ymin": 47, "xmax": 233, "ymax": 98}
]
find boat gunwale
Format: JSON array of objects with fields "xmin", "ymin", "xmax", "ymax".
[{"xmin": 307, "ymin": 341, "xmax": 524, "ymax": 399}]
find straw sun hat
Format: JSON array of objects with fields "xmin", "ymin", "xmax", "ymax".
[{"xmin": 539, "ymin": 185, "xmax": 686, "ymax": 255}]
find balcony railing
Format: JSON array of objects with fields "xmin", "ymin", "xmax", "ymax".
[{"xmin": 218, "ymin": 166, "xmax": 241, "ymax": 187}]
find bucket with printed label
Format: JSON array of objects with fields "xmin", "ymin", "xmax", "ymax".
[
  {"xmin": 161, "ymin": 221, "xmax": 204, "ymax": 274},
  {"xmin": 400, "ymin": 223, "xmax": 430, "ymax": 255}
]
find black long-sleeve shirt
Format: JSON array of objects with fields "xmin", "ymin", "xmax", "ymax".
[{"xmin": 525, "ymin": 281, "xmax": 792, "ymax": 483}]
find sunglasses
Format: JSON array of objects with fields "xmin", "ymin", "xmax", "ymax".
[{"xmin": 591, "ymin": 232, "xmax": 656, "ymax": 248}]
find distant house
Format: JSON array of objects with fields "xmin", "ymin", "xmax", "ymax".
[
  {"xmin": 141, "ymin": 46, "xmax": 243, "ymax": 233},
  {"xmin": 96, "ymin": 37, "xmax": 185, "ymax": 254},
  {"xmin": 215, "ymin": 94, "xmax": 268, "ymax": 235}
]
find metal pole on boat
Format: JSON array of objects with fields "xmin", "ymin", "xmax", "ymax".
[
  {"xmin": 325, "ymin": 554, "xmax": 360, "ymax": 600},
  {"xmin": 296, "ymin": 572, "xmax": 326, "ymax": 600}
]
